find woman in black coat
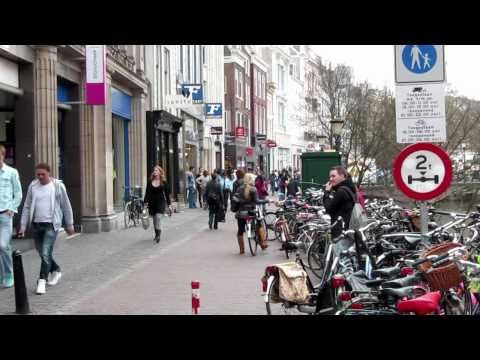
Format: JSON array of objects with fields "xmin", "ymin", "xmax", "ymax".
[
  {"xmin": 205, "ymin": 172, "xmax": 224, "ymax": 230},
  {"xmin": 144, "ymin": 166, "xmax": 171, "ymax": 243}
]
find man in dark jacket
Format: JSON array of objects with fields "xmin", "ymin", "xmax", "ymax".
[
  {"xmin": 286, "ymin": 176, "xmax": 300, "ymax": 197},
  {"xmin": 205, "ymin": 172, "xmax": 224, "ymax": 230},
  {"xmin": 323, "ymin": 166, "xmax": 356, "ymax": 238}
]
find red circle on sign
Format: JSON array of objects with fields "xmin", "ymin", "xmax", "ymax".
[{"xmin": 393, "ymin": 143, "xmax": 452, "ymax": 201}]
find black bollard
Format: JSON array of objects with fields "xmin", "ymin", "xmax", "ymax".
[{"xmin": 12, "ymin": 250, "xmax": 30, "ymax": 315}]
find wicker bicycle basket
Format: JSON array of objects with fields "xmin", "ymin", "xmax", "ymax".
[{"xmin": 418, "ymin": 242, "xmax": 467, "ymax": 291}]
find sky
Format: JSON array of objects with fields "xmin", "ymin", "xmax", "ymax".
[{"xmin": 312, "ymin": 45, "xmax": 480, "ymax": 100}]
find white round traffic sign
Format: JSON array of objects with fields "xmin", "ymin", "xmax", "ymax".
[{"xmin": 393, "ymin": 143, "xmax": 452, "ymax": 201}]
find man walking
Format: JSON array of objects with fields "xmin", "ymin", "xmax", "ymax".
[
  {"xmin": 0, "ymin": 145, "xmax": 22, "ymax": 288},
  {"xmin": 18, "ymin": 163, "xmax": 74, "ymax": 295}
]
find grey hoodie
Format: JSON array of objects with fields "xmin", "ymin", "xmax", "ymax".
[{"xmin": 20, "ymin": 178, "xmax": 74, "ymax": 232}]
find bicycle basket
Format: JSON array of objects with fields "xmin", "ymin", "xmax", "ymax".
[{"xmin": 418, "ymin": 242, "xmax": 467, "ymax": 291}]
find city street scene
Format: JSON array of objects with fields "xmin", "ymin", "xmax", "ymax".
[{"xmin": 1, "ymin": 45, "xmax": 480, "ymax": 315}]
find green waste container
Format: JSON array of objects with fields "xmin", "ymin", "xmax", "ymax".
[{"xmin": 301, "ymin": 152, "xmax": 341, "ymax": 191}]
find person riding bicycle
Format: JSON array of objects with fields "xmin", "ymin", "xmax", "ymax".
[
  {"xmin": 323, "ymin": 166, "xmax": 356, "ymax": 238},
  {"xmin": 234, "ymin": 173, "xmax": 268, "ymax": 254}
]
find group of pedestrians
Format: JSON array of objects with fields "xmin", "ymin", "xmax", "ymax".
[
  {"xmin": 0, "ymin": 145, "xmax": 74, "ymax": 295},
  {"xmin": 268, "ymin": 168, "xmax": 301, "ymax": 200}
]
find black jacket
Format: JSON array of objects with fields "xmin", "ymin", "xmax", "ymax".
[
  {"xmin": 323, "ymin": 178, "xmax": 356, "ymax": 236},
  {"xmin": 205, "ymin": 180, "xmax": 224, "ymax": 205},
  {"xmin": 236, "ymin": 184, "xmax": 259, "ymax": 213},
  {"xmin": 287, "ymin": 180, "xmax": 300, "ymax": 197},
  {"xmin": 232, "ymin": 177, "xmax": 244, "ymax": 195},
  {"xmin": 144, "ymin": 181, "xmax": 171, "ymax": 216}
]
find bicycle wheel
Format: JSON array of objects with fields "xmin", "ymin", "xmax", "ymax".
[
  {"xmin": 264, "ymin": 212, "xmax": 278, "ymax": 241},
  {"xmin": 124, "ymin": 202, "xmax": 134, "ymax": 228},
  {"xmin": 307, "ymin": 237, "xmax": 326, "ymax": 280},
  {"xmin": 265, "ymin": 276, "xmax": 300, "ymax": 315},
  {"xmin": 247, "ymin": 222, "xmax": 258, "ymax": 256}
]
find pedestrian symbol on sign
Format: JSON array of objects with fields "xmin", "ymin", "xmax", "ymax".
[{"xmin": 402, "ymin": 45, "xmax": 437, "ymax": 74}]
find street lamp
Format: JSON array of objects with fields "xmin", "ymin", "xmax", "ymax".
[
  {"xmin": 317, "ymin": 134, "xmax": 328, "ymax": 152},
  {"xmin": 330, "ymin": 119, "xmax": 344, "ymax": 153}
]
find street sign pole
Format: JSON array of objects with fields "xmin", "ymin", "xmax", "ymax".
[{"xmin": 420, "ymin": 201, "xmax": 429, "ymax": 238}]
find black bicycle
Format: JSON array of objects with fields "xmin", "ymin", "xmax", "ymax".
[{"xmin": 124, "ymin": 186, "xmax": 145, "ymax": 229}]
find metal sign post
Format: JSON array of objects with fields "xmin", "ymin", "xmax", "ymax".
[{"xmin": 420, "ymin": 201, "xmax": 429, "ymax": 237}]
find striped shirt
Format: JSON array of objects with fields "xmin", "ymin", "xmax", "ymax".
[{"xmin": 0, "ymin": 163, "xmax": 22, "ymax": 213}]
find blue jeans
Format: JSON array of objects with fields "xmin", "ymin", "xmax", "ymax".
[
  {"xmin": 32, "ymin": 223, "xmax": 60, "ymax": 280},
  {"xmin": 187, "ymin": 187, "xmax": 197, "ymax": 208},
  {"xmin": 0, "ymin": 212, "xmax": 13, "ymax": 284}
]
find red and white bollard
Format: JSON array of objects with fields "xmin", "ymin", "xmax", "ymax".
[{"xmin": 191, "ymin": 280, "xmax": 200, "ymax": 315}]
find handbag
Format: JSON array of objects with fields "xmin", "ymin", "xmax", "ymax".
[{"xmin": 141, "ymin": 206, "xmax": 150, "ymax": 230}]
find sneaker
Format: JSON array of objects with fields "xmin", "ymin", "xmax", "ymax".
[
  {"xmin": 36, "ymin": 279, "xmax": 46, "ymax": 295},
  {"xmin": 3, "ymin": 276, "xmax": 14, "ymax": 288},
  {"xmin": 47, "ymin": 271, "xmax": 62, "ymax": 286}
]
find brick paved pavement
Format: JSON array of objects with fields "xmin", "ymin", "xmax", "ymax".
[{"xmin": 0, "ymin": 203, "xmax": 294, "ymax": 315}]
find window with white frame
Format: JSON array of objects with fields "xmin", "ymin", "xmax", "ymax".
[
  {"xmin": 277, "ymin": 64, "xmax": 285, "ymax": 92},
  {"xmin": 256, "ymin": 72, "xmax": 260, "ymax": 99},
  {"xmin": 164, "ymin": 48, "xmax": 171, "ymax": 95},
  {"xmin": 238, "ymin": 70, "xmax": 243, "ymax": 99},
  {"xmin": 245, "ymin": 83, "xmax": 250, "ymax": 109},
  {"xmin": 289, "ymin": 64, "xmax": 294, "ymax": 76},
  {"xmin": 278, "ymin": 102, "xmax": 286, "ymax": 129},
  {"xmin": 245, "ymin": 60, "xmax": 250, "ymax": 76},
  {"xmin": 236, "ymin": 112, "xmax": 241, "ymax": 128},
  {"xmin": 234, "ymin": 69, "xmax": 238, "ymax": 97},
  {"xmin": 261, "ymin": 73, "xmax": 265, "ymax": 100},
  {"xmin": 225, "ymin": 110, "xmax": 231, "ymax": 132}
]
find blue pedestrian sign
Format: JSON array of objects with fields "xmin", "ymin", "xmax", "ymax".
[
  {"xmin": 395, "ymin": 45, "xmax": 444, "ymax": 83},
  {"xmin": 402, "ymin": 45, "xmax": 437, "ymax": 74}
]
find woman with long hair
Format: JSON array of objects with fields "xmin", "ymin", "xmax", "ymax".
[
  {"xmin": 144, "ymin": 166, "xmax": 171, "ymax": 244},
  {"xmin": 234, "ymin": 173, "xmax": 268, "ymax": 254}
]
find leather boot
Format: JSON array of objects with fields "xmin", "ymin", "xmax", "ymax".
[
  {"xmin": 154, "ymin": 229, "xmax": 160, "ymax": 243},
  {"xmin": 237, "ymin": 235, "xmax": 245, "ymax": 254}
]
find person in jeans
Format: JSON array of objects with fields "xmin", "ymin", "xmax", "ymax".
[
  {"xmin": 144, "ymin": 166, "xmax": 171, "ymax": 244},
  {"xmin": 196, "ymin": 170, "xmax": 210, "ymax": 210},
  {"xmin": 195, "ymin": 168, "xmax": 204, "ymax": 208},
  {"xmin": 185, "ymin": 166, "xmax": 197, "ymax": 208},
  {"xmin": 18, "ymin": 163, "xmax": 74, "ymax": 295},
  {"xmin": 0, "ymin": 145, "xmax": 23, "ymax": 288},
  {"xmin": 223, "ymin": 169, "xmax": 234, "ymax": 211}
]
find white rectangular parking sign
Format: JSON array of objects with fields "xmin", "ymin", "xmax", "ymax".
[{"xmin": 395, "ymin": 83, "xmax": 446, "ymax": 144}]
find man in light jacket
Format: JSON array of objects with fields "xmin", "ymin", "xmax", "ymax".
[
  {"xmin": 0, "ymin": 145, "xmax": 22, "ymax": 288},
  {"xmin": 18, "ymin": 163, "xmax": 74, "ymax": 295}
]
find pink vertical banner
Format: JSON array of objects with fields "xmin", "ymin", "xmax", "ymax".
[{"xmin": 85, "ymin": 45, "xmax": 106, "ymax": 105}]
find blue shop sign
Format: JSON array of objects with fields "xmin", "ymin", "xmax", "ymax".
[
  {"xmin": 111, "ymin": 87, "xmax": 132, "ymax": 120},
  {"xmin": 205, "ymin": 103, "xmax": 222, "ymax": 117},
  {"xmin": 181, "ymin": 84, "xmax": 203, "ymax": 103}
]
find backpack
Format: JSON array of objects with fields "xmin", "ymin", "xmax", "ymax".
[{"xmin": 341, "ymin": 186, "xmax": 368, "ymax": 230}]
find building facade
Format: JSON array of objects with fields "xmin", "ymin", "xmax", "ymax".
[
  {"xmin": 0, "ymin": 45, "xmax": 149, "ymax": 233},
  {"xmin": 224, "ymin": 45, "xmax": 252, "ymax": 170}
]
